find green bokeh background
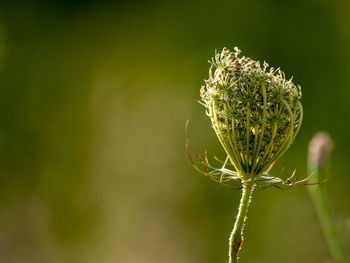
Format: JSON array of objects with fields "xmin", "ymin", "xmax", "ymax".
[{"xmin": 0, "ymin": 1, "xmax": 349, "ymax": 262}]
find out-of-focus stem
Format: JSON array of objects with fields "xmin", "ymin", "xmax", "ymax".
[
  {"xmin": 228, "ymin": 181, "xmax": 254, "ymax": 263},
  {"xmin": 307, "ymin": 166, "xmax": 347, "ymax": 263},
  {"xmin": 307, "ymin": 133, "xmax": 348, "ymax": 263}
]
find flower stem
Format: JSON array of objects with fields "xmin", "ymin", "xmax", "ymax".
[
  {"xmin": 228, "ymin": 181, "xmax": 255, "ymax": 263},
  {"xmin": 307, "ymin": 165, "xmax": 348, "ymax": 263}
]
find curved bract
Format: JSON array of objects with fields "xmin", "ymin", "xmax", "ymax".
[{"xmin": 200, "ymin": 47, "xmax": 303, "ymax": 179}]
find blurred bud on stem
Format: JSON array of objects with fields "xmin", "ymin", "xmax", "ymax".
[
  {"xmin": 308, "ymin": 132, "xmax": 333, "ymax": 169},
  {"xmin": 307, "ymin": 132, "xmax": 348, "ymax": 263}
]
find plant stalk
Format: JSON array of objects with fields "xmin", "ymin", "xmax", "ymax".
[
  {"xmin": 307, "ymin": 164, "xmax": 348, "ymax": 263},
  {"xmin": 228, "ymin": 181, "xmax": 255, "ymax": 263}
]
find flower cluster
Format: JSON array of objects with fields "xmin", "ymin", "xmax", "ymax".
[{"xmin": 200, "ymin": 47, "xmax": 303, "ymax": 180}]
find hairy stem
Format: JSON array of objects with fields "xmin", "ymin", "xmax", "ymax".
[
  {"xmin": 307, "ymin": 165, "xmax": 348, "ymax": 263},
  {"xmin": 228, "ymin": 181, "xmax": 255, "ymax": 263}
]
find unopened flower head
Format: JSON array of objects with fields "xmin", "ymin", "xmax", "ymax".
[
  {"xmin": 308, "ymin": 132, "xmax": 332, "ymax": 168},
  {"xmin": 200, "ymin": 47, "xmax": 303, "ymax": 180}
]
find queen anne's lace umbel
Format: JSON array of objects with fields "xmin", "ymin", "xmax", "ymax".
[{"xmin": 200, "ymin": 47, "xmax": 303, "ymax": 180}]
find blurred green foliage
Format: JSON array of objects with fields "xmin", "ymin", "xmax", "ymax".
[{"xmin": 0, "ymin": 1, "xmax": 349, "ymax": 262}]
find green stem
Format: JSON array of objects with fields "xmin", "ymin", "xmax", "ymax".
[
  {"xmin": 228, "ymin": 181, "xmax": 255, "ymax": 263},
  {"xmin": 307, "ymin": 164, "xmax": 348, "ymax": 263}
]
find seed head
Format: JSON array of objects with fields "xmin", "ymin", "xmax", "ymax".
[{"xmin": 200, "ymin": 47, "xmax": 303, "ymax": 180}]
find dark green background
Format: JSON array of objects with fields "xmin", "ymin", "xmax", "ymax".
[{"xmin": 0, "ymin": 1, "xmax": 349, "ymax": 262}]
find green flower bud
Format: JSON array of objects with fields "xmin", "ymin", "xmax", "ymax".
[{"xmin": 200, "ymin": 47, "xmax": 303, "ymax": 180}]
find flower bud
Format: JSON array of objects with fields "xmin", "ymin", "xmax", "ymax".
[
  {"xmin": 200, "ymin": 47, "xmax": 303, "ymax": 179},
  {"xmin": 308, "ymin": 132, "xmax": 332, "ymax": 168}
]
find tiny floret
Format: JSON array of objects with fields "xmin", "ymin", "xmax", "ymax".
[{"xmin": 200, "ymin": 47, "xmax": 303, "ymax": 180}]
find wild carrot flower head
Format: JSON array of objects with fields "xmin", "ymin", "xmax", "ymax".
[{"xmin": 200, "ymin": 47, "xmax": 303, "ymax": 180}]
